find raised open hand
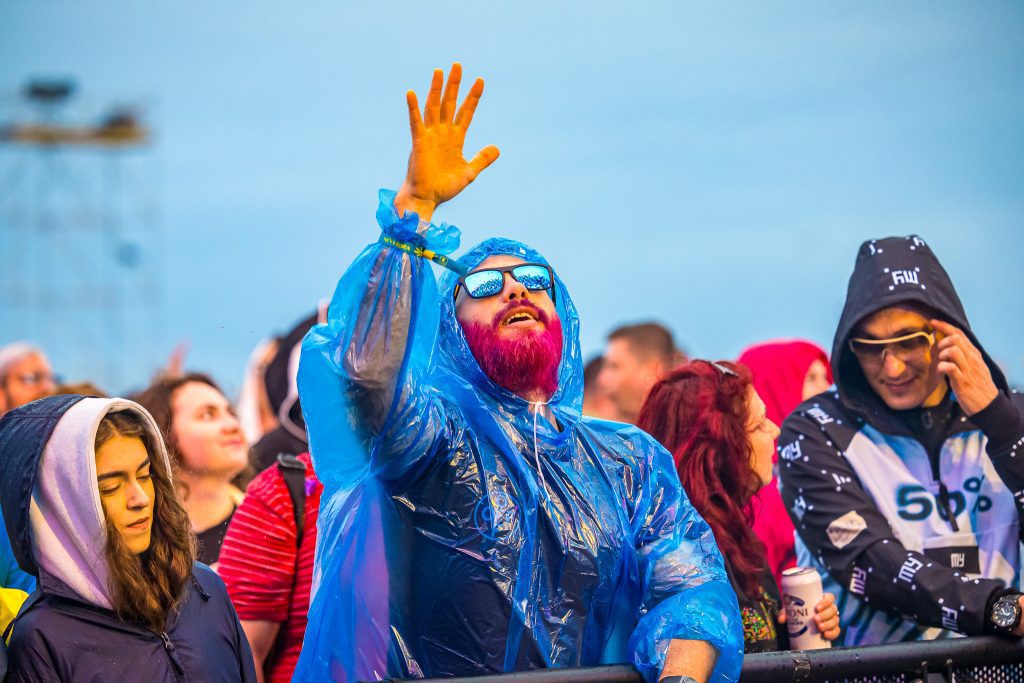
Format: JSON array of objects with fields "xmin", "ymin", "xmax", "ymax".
[{"xmin": 393, "ymin": 63, "xmax": 500, "ymax": 224}]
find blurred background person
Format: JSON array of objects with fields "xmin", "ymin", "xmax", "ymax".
[
  {"xmin": 246, "ymin": 311, "xmax": 318, "ymax": 474},
  {"xmin": 581, "ymin": 355, "xmax": 623, "ymax": 420},
  {"xmin": 219, "ymin": 451, "xmax": 322, "ymax": 683},
  {"xmin": 237, "ymin": 338, "xmax": 281, "ymax": 445},
  {"xmin": 638, "ymin": 359, "xmax": 840, "ymax": 653},
  {"xmin": 0, "ymin": 343, "xmax": 56, "ymax": 416},
  {"xmin": 135, "ymin": 373, "xmax": 250, "ymax": 567},
  {"xmin": 0, "ymin": 343, "xmax": 52, "ymax": 602},
  {"xmin": 0, "ymin": 396, "xmax": 256, "ymax": 681},
  {"xmin": 599, "ymin": 322, "xmax": 683, "ymax": 424},
  {"xmin": 737, "ymin": 340, "xmax": 832, "ymax": 587}
]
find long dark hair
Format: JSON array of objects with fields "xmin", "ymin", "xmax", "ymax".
[
  {"xmin": 637, "ymin": 360, "xmax": 767, "ymax": 600},
  {"xmin": 95, "ymin": 410, "xmax": 195, "ymax": 631}
]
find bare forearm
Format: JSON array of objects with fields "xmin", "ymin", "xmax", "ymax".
[
  {"xmin": 240, "ymin": 619, "xmax": 280, "ymax": 683},
  {"xmin": 659, "ymin": 639, "xmax": 718, "ymax": 683}
]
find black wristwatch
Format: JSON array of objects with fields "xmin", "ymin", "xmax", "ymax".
[{"xmin": 990, "ymin": 592, "xmax": 1023, "ymax": 632}]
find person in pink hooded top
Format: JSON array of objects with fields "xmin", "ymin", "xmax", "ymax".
[{"xmin": 737, "ymin": 341, "xmax": 832, "ymax": 588}]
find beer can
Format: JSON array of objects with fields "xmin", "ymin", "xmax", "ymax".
[{"xmin": 780, "ymin": 567, "xmax": 830, "ymax": 650}]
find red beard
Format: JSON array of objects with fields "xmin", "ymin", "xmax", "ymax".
[{"xmin": 461, "ymin": 301, "xmax": 563, "ymax": 401}]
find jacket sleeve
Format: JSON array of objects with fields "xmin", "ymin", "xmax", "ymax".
[
  {"xmin": 779, "ymin": 410, "xmax": 1006, "ymax": 635},
  {"xmin": 298, "ymin": 190, "xmax": 461, "ymax": 489},
  {"xmin": 970, "ymin": 390, "xmax": 1024, "ymax": 495},
  {"xmin": 222, "ymin": 580, "xmax": 259, "ymax": 682},
  {"xmin": 627, "ymin": 437, "xmax": 742, "ymax": 683}
]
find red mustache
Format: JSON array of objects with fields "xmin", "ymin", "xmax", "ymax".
[{"xmin": 491, "ymin": 299, "xmax": 550, "ymax": 328}]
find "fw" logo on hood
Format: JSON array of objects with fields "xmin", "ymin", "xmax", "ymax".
[{"xmin": 892, "ymin": 270, "xmax": 920, "ymax": 286}]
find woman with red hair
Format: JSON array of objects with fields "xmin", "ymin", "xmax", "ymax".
[
  {"xmin": 737, "ymin": 341, "xmax": 832, "ymax": 588},
  {"xmin": 638, "ymin": 360, "xmax": 840, "ymax": 653}
]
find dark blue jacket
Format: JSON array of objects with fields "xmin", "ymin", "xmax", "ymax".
[
  {"xmin": 0, "ymin": 395, "xmax": 258, "ymax": 682},
  {"xmin": 7, "ymin": 564, "xmax": 256, "ymax": 683}
]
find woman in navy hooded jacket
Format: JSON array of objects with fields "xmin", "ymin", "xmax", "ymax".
[{"xmin": 0, "ymin": 395, "xmax": 257, "ymax": 682}]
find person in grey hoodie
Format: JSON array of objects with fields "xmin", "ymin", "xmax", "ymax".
[{"xmin": 0, "ymin": 394, "xmax": 257, "ymax": 682}]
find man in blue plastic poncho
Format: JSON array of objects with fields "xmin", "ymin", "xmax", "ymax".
[{"xmin": 294, "ymin": 64, "xmax": 742, "ymax": 683}]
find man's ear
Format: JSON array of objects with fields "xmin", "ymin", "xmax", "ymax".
[{"xmin": 642, "ymin": 358, "xmax": 663, "ymax": 386}]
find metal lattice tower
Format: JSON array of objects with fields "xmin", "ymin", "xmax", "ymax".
[{"xmin": 0, "ymin": 79, "xmax": 163, "ymax": 393}]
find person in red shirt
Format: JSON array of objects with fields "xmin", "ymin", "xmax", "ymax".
[{"xmin": 218, "ymin": 453, "xmax": 322, "ymax": 683}]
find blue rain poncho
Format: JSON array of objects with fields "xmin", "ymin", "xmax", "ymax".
[{"xmin": 294, "ymin": 190, "xmax": 742, "ymax": 682}]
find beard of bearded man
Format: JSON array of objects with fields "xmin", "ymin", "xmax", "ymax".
[{"xmin": 461, "ymin": 301, "xmax": 563, "ymax": 401}]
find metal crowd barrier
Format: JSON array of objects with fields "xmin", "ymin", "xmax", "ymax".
[
  {"xmin": 741, "ymin": 635, "xmax": 1024, "ymax": 682},
  {"xmin": 384, "ymin": 636, "xmax": 1024, "ymax": 683}
]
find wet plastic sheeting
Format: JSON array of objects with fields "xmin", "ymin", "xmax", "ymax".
[{"xmin": 293, "ymin": 190, "xmax": 743, "ymax": 682}]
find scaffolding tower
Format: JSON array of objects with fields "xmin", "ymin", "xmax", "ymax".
[{"xmin": 0, "ymin": 79, "xmax": 163, "ymax": 393}]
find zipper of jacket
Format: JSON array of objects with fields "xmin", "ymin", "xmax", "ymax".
[
  {"xmin": 923, "ymin": 410, "xmax": 960, "ymax": 533},
  {"xmin": 159, "ymin": 631, "xmax": 186, "ymax": 676}
]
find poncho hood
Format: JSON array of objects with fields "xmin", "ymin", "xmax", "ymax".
[{"xmin": 435, "ymin": 236, "xmax": 584, "ymax": 420}]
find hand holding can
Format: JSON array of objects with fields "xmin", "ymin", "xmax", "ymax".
[{"xmin": 780, "ymin": 567, "xmax": 832, "ymax": 650}]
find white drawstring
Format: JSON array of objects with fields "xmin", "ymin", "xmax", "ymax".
[{"xmin": 529, "ymin": 401, "xmax": 548, "ymax": 494}]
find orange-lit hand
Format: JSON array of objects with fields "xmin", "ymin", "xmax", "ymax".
[
  {"xmin": 813, "ymin": 592, "xmax": 841, "ymax": 641},
  {"xmin": 393, "ymin": 63, "xmax": 500, "ymax": 224},
  {"xmin": 163, "ymin": 340, "xmax": 190, "ymax": 379},
  {"xmin": 931, "ymin": 319, "xmax": 999, "ymax": 416}
]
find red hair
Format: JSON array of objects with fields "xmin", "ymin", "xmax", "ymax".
[{"xmin": 637, "ymin": 360, "xmax": 767, "ymax": 600}]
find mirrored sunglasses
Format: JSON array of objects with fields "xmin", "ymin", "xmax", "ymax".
[{"xmin": 454, "ymin": 262, "xmax": 556, "ymax": 304}]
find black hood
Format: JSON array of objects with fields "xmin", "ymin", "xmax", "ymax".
[
  {"xmin": 264, "ymin": 311, "xmax": 316, "ymax": 442},
  {"xmin": 0, "ymin": 394, "xmax": 85, "ymax": 576},
  {"xmin": 832, "ymin": 235, "xmax": 1008, "ymax": 425}
]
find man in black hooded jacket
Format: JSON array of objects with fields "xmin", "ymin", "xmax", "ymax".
[{"xmin": 779, "ymin": 235, "xmax": 1024, "ymax": 645}]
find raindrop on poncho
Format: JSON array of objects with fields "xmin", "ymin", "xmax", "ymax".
[{"xmin": 294, "ymin": 190, "xmax": 742, "ymax": 682}]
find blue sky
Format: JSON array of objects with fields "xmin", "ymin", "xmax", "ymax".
[{"xmin": 2, "ymin": 2, "xmax": 1023, "ymax": 394}]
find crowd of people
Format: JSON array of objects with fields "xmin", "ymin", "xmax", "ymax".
[{"xmin": 0, "ymin": 63, "xmax": 1021, "ymax": 682}]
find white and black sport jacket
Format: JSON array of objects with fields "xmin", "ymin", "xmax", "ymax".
[{"xmin": 778, "ymin": 235, "xmax": 1024, "ymax": 645}]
